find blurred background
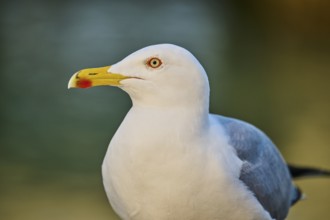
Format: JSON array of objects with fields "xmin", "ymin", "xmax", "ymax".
[{"xmin": 1, "ymin": 0, "xmax": 329, "ymax": 219}]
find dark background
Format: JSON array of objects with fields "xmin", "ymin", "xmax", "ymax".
[{"xmin": 1, "ymin": 0, "xmax": 329, "ymax": 219}]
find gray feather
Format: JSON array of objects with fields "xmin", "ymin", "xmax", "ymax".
[{"xmin": 213, "ymin": 115, "xmax": 296, "ymax": 220}]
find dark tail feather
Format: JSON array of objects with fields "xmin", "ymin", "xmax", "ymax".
[{"xmin": 288, "ymin": 164, "xmax": 330, "ymax": 179}]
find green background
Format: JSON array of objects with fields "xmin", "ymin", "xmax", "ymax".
[{"xmin": 1, "ymin": 0, "xmax": 329, "ymax": 219}]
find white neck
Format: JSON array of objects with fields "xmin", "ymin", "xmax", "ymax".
[{"xmin": 130, "ymin": 103, "xmax": 209, "ymax": 137}]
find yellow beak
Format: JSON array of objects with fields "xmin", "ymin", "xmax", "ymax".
[{"xmin": 68, "ymin": 66, "xmax": 129, "ymax": 89}]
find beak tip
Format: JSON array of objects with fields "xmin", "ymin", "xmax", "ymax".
[
  {"xmin": 67, "ymin": 82, "xmax": 74, "ymax": 89},
  {"xmin": 68, "ymin": 73, "xmax": 78, "ymax": 89}
]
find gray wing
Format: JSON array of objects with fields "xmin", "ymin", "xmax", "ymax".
[{"xmin": 214, "ymin": 115, "xmax": 297, "ymax": 220}]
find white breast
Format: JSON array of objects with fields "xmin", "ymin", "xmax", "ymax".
[{"xmin": 101, "ymin": 108, "xmax": 273, "ymax": 220}]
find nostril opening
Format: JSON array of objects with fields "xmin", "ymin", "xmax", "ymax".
[{"xmin": 88, "ymin": 73, "xmax": 98, "ymax": 76}]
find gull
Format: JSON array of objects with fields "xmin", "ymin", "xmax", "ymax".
[{"xmin": 68, "ymin": 44, "xmax": 329, "ymax": 220}]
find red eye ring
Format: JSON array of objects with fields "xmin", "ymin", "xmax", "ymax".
[{"xmin": 147, "ymin": 57, "xmax": 162, "ymax": 68}]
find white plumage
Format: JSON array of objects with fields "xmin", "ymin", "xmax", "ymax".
[{"xmin": 68, "ymin": 44, "xmax": 298, "ymax": 220}]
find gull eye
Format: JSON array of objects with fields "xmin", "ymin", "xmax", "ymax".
[{"xmin": 147, "ymin": 57, "xmax": 162, "ymax": 68}]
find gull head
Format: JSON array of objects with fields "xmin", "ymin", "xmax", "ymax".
[{"xmin": 68, "ymin": 44, "xmax": 210, "ymax": 108}]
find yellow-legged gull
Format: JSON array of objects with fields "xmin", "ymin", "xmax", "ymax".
[{"xmin": 68, "ymin": 44, "xmax": 329, "ymax": 220}]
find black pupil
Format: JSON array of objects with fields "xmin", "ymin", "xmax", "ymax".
[{"xmin": 152, "ymin": 60, "xmax": 158, "ymax": 65}]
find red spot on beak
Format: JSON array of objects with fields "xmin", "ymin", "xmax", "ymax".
[{"xmin": 77, "ymin": 79, "xmax": 92, "ymax": 88}]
